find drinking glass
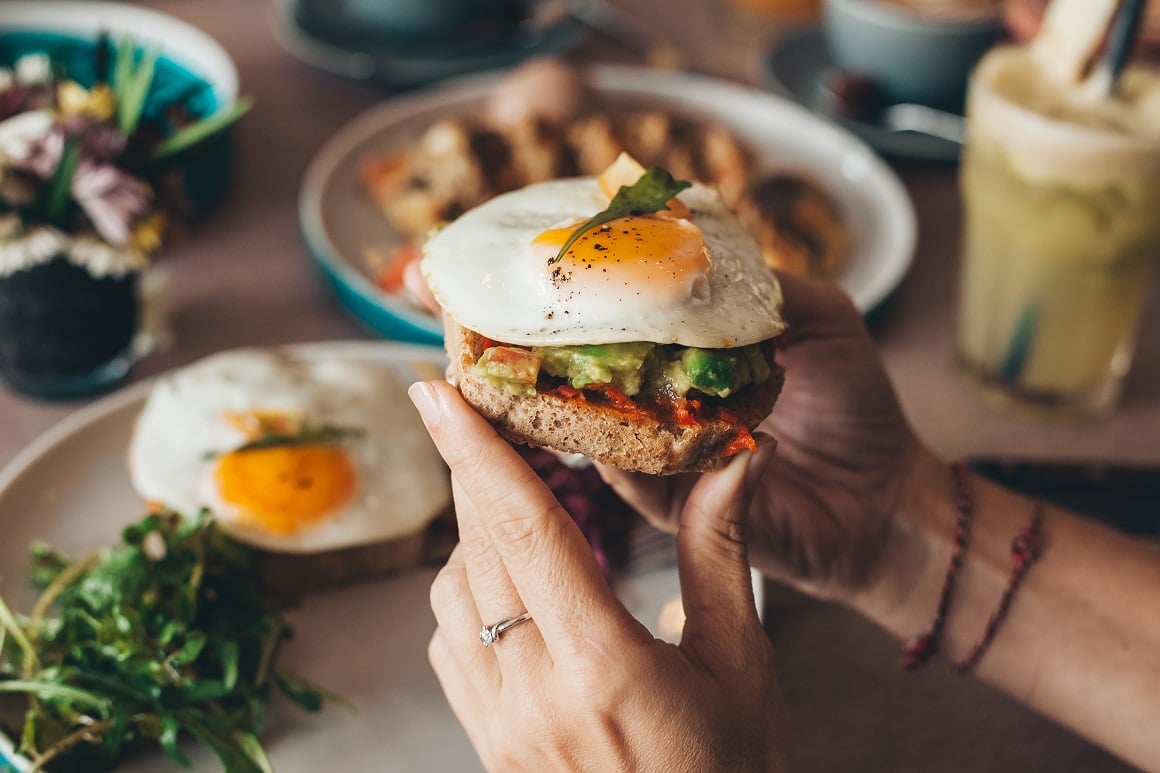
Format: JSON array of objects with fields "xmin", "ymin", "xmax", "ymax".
[{"xmin": 956, "ymin": 46, "xmax": 1160, "ymax": 418}]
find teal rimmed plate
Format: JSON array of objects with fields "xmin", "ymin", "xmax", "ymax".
[{"xmin": 299, "ymin": 65, "xmax": 917, "ymax": 345}]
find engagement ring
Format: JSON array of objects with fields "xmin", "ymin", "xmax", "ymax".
[{"xmin": 480, "ymin": 612, "xmax": 533, "ymax": 647}]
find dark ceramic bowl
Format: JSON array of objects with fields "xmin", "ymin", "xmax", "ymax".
[{"xmin": 823, "ymin": 0, "xmax": 1003, "ymax": 110}]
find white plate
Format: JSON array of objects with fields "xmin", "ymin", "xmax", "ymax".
[
  {"xmin": 0, "ymin": 341, "xmax": 756, "ymax": 772},
  {"xmin": 300, "ymin": 65, "xmax": 918, "ymax": 344}
]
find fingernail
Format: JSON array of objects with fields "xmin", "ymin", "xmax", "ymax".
[
  {"xmin": 718, "ymin": 448, "xmax": 753, "ymax": 484},
  {"xmin": 745, "ymin": 432, "xmax": 777, "ymax": 490},
  {"xmin": 408, "ymin": 381, "xmax": 441, "ymax": 429}
]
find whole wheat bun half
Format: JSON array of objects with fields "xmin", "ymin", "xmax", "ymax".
[{"xmin": 443, "ymin": 316, "xmax": 784, "ymax": 475}]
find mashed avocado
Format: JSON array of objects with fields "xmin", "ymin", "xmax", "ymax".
[
  {"xmin": 473, "ymin": 340, "xmax": 770, "ymax": 400},
  {"xmin": 535, "ymin": 343, "xmax": 655, "ymax": 395}
]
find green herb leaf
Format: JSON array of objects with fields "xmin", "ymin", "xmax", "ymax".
[
  {"xmin": 236, "ymin": 731, "xmax": 275, "ymax": 773},
  {"xmin": 151, "ymin": 97, "xmax": 253, "ymax": 161},
  {"xmin": 28, "ymin": 542, "xmax": 69, "ymax": 590},
  {"xmin": 219, "ymin": 640, "xmax": 239, "ymax": 692},
  {"xmin": 159, "ymin": 713, "xmax": 192, "ymax": 767},
  {"xmin": 0, "ymin": 679, "xmax": 110, "ymax": 711},
  {"xmin": 272, "ymin": 670, "xmax": 326, "ymax": 713},
  {"xmin": 551, "ymin": 167, "xmax": 691, "ymax": 265},
  {"xmin": 181, "ymin": 713, "xmax": 267, "ymax": 773},
  {"xmin": 204, "ymin": 423, "xmax": 364, "ymax": 459},
  {"xmin": 170, "ymin": 631, "xmax": 207, "ymax": 666}
]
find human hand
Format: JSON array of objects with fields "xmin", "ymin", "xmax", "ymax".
[
  {"xmin": 598, "ymin": 272, "xmax": 929, "ymax": 608},
  {"xmin": 410, "ymin": 380, "xmax": 793, "ymax": 772}
]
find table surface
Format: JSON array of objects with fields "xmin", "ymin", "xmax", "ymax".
[{"xmin": 0, "ymin": 1, "xmax": 1154, "ymax": 771}]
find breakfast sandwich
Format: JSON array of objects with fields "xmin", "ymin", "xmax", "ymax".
[
  {"xmin": 422, "ymin": 155, "xmax": 787, "ymax": 475},
  {"xmin": 127, "ymin": 348, "xmax": 453, "ymax": 591}
]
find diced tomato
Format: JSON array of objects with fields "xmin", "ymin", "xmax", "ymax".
[
  {"xmin": 376, "ymin": 243, "xmax": 420, "ymax": 293},
  {"xmin": 483, "ymin": 346, "xmax": 541, "ymax": 384},
  {"xmin": 723, "ymin": 428, "xmax": 757, "ymax": 457},
  {"xmin": 673, "ymin": 397, "xmax": 702, "ymax": 426},
  {"xmin": 716, "ymin": 407, "xmax": 741, "ymax": 426},
  {"xmin": 589, "ymin": 384, "xmax": 656, "ymax": 422},
  {"xmin": 359, "ymin": 152, "xmax": 408, "ymax": 199}
]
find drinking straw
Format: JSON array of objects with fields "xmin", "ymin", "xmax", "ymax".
[
  {"xmin": 1000, "ymin": 304, "xmax": 1039, "ymax": 385},
  {"xmin": 1099, "ymin": 0, "xmax": 1148, "ymax": 93}
]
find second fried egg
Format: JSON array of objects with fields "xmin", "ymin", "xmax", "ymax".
[{"xmin": 127, "ymin": 348, "xmax": 450, "ymax": 554}]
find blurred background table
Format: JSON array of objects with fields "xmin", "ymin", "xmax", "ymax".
[{"xmin": 0, "ymin": 1, "xmax": 1155, "ymax": 771}]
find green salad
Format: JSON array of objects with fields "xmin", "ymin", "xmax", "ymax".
[{"xmin": 0, "ymin": 512, "xmax": 328, "ymax": 773}]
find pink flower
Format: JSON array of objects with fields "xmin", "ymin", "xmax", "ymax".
[
  {"xmin": 70, "ymin": 161, "xmax": 152, "ymax": 247},
  {"xmin": 0, "ymin": 109, "xmax": 54, "ymax": 169},
  {"xmin": 20, "ymin": 129, "xmax": 63, "ymax": 179}
]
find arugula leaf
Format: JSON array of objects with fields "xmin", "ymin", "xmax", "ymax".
[{"xmin": 551, "ymin": 167, "xmax": 691, "ymax": 265}]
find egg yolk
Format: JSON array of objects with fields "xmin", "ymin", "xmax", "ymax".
[
  {"xmin": 532, "ymin": 215, "xmax": 712, "ymax": 307},
  {"xmin": 214, "ymin": 444, "xmax": 356, "ymax": 535}
]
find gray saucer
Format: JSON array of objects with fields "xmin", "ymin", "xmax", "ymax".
[{"xmin": 762, "ymin": 26, "xmax": 962, "ymax": 164}]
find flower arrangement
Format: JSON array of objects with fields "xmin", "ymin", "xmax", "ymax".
[{"xmin": 0, "ymin": 35, "xmax": 250, "ymax": 279}]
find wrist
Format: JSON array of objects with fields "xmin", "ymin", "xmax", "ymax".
[
  {"xmin": 845, "ymin": 447, "xmax": 958, "ymax": 637},
  {"xmin": 847, "ymin": 451, "xmax": 1035, "ymax": 668}
]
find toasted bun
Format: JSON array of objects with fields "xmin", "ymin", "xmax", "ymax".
[
  {"xmin": 248, "ymin": 506, "xmax": 457, "ymax": 596},
  {"xmin": 444, "ymin": 317, "xmax": 783, "ymax": 475}
]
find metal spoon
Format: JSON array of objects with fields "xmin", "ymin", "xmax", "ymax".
[{"xmin": 816, "ymin": 69, "xmax": 966, "ymax": 145}]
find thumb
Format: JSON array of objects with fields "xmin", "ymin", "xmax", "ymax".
[{"xmin": 677, "ymin": 441, "xmax": 775, "ymax": 670}]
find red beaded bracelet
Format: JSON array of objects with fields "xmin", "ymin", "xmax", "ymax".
[
  {"xmin": 899, "ymin": 462, "xmax": 974, "ymax": 670},
  {"xmin": 956, "ymin": 502, "xmax": 1045, "ymax": 673},
  {"xmin": 900, "ymin": 463, "xmax": 1047, "ymax": 672}
]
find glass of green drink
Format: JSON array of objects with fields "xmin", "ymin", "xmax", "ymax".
[{"xmin": 957, "ymin": 44, "xmax": 1160, "ymax": 418}]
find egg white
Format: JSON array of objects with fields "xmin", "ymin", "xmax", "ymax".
[
  {"xmin": 127, "ymin": 348, "xmax": 450, "ymax": 554},
  {"xmin": 421, "ymin": 178, "xmax": 786, "ymax": 348}
]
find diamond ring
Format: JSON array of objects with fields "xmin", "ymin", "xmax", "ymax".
[{"xmin": 479, "ymin": 612, "xmax": 533, "ymax": 647}]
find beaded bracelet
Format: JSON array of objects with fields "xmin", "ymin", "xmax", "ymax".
[
  {"xmin": 899, "ymin": 462, "xmax": 974, "ymax": 670},
  {"xmin": 956, "ymin": 502, "xmax": 1045, "ymax": 672},
  {"xmin": 899, "ymin": 462, "xmax": 1046, "ymax": 672}
]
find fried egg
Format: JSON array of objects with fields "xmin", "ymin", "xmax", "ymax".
[
  {"xmin": 128, "ymin": 348, "xmax": 450, "ymax": 554},
  {"xmin": 421, "ymin": 177, "xmax": 785, "ymax": 348}
]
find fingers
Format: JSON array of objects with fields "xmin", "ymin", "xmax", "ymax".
[
  {"xmin": 428, "ymin": 547, "xmax": 497, "ymax": 753},
  {"xmin": 771, "ymin": 270, "xmax": 863, "ymax": 345},
  {"xmin": 410, "ymin": 380, "xmax": 647, "ymax": 662},
  {"xmin": 450, "ymin": 475, "xmax": 549, "ymax": 675},
  {"xmin": 404, "ymin": 256, "xmax": 442, "ymax": 318},
  {"xmin": 677, "ymin": 442, "xmax": 777, "ymax": 670},
  {"xmin": 429, "ymin": 546, "xmax": 501, "ymax": 690},
  {"xmin": 428, "ymin": 629, "xmax": 492, "ymax": 754}
]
